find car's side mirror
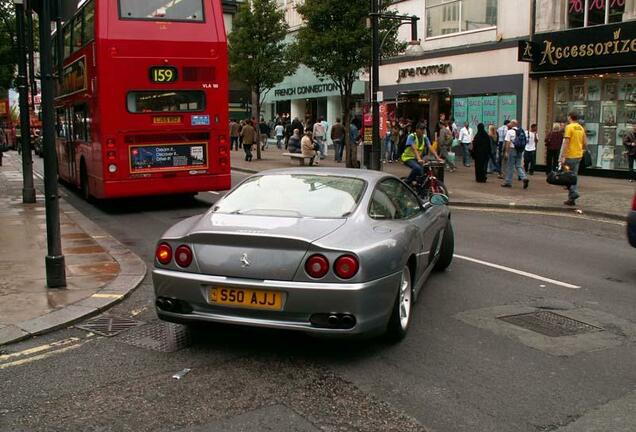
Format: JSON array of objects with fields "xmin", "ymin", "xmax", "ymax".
[{"xmin": 429, "ymin": 193, "xmax": 449, "ymax": 206}]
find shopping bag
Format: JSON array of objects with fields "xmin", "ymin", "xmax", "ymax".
[
  {"xmin": 582, "ymin": 150, "xmax": 593, "ymax": 168},
  {"xmin": 451, "ymin": 138, "xmax": 461, "ymax": 149},
  {"xmin": 447, "ymin": 151, "xmax": 456, "ymax": 164}
]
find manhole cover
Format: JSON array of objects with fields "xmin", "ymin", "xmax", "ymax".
[
  {"xmin": 76, "ymin": 315, "xmax": 145, "ymax": 337},
  {"xmin": 498, "ymin": 311, "xmax": 603, "ymax": 337},
  {"xmin": 119, "ymin": 321, "xmax": 191, "ymax": 353}
]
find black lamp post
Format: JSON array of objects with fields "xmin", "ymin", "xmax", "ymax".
[
  {"xmin": 14, "ymin": 0, "xmax": 36, "ymax": 204},
  {"xmin": 32, "ymin": 0, "xmax": 66, "ymax": 288},
  {"xmin": 369, "ymin": 3, "xmax": 421, "ymax": 171}
]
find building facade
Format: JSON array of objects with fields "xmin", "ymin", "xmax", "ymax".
[
  {"xmin": 530, "ymin": 0, "xmax": 636, "ymax": 177},
  {"xmin": 379, "ymin": 0, "xmax": 531, "ymax": 139},
  {"xmin": 222, "ymin": 0, "xmax": 252, "ymax": 120},
  {"xmin": 260, "ymin": 0, "xmax": 366, "ymax": 129}
]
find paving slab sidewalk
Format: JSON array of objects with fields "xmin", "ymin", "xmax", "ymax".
[
  {"xmin": 0, "ymin": 152, "xmax": 146, "ymax": 346},
  {"xmin": 231, "ymin": 145, "xmax": 634, "ymax": 220}
]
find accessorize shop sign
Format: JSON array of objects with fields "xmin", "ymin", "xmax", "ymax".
[{"xmin": 530, "ymin": 22, "xmax": 636, "ymax": 73}]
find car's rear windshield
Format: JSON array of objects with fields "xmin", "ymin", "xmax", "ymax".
[
  {"xmin": 214, "ymin": 174, "xmax": 367, "ymax": 218},
  {"xmin": 127, "ymin": 91, "xmax": 205, "ymax": 113},
  {"xmin": 119, "ymin": 0, "xmax": 204, "ymax": 22}
]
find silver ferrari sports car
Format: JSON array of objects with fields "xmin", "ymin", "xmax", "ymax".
[{"xmin": 153, "ymin": 168, "xmax": 454, "ymax": 340}]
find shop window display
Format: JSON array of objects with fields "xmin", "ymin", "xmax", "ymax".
[{"xmin": 549, "ymin": 75, "xmax": 634, "ymax": 171}]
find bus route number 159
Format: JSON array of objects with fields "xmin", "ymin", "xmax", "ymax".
[{"xmin": 150, "ymin": 66, "xmax": 178, "ymax": 83}]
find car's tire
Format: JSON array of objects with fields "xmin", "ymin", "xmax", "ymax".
[
  {"xmin": 433, "ymin": 221, "xmax": 454, "ymax": 272},
  {"xmin": 386, "ymin": 265, "xmax": 413, "ymax": 342}
]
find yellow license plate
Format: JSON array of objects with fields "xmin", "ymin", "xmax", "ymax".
[
  {"xmin": 209, "ymin": 287, "xmax": 283, "ymax": 311},
  {"xmin": 153, "ymin": 116, "xmax": 181, "ymax": 125}
]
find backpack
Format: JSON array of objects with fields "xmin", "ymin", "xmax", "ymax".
[{"xmin": 513, "ymin": 127, "xmax": 527, "ymax": 152}]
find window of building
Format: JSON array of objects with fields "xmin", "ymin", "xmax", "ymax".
[
  {"xmin": 426, "ymin": 0, "xmax": 497, "ymax": 38},
  {"xmin": 536, "ymin": 0, "xmax": 633, "ymax": 33},
  {"xmin": 547, "ymin": 73, "xmax": 636, "ymax": 171}
]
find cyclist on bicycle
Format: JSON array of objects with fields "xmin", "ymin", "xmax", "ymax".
[{"xmin": 401, "ymin": 122, "xmax": 442, "ymax": 185}]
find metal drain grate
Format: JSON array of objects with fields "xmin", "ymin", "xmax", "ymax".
[
  {"xmin": 498, "ymin": 311, "xmax": 603, "ymax": 337},
  {"xmin": 118, "ymin": 321, "xmax": 191, "ymax": 353},
  {"xmin": 76, "ymin": 315, "xmax": 145, "ymax": 337}
]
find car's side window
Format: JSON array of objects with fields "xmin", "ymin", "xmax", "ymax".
[
  {"xmin": 369, "ymin": 187, "xmax": 398, "ymax": 220},
  {"xmin": 378, "ymin": 179, "xmax": 422, "ymax": 219}
]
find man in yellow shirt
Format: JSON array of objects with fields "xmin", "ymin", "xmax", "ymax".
[{"xmin": 560, "ymin": 112, "xmax": 587, "ymax": 206}]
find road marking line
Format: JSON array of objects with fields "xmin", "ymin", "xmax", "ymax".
[
  {"xmin": 0, "ymin": 337, "xmax": 81, "ymax": 361},
  {"xmin": 91, "ymin": 293, "xmax": 123, "ymax": 299},
  {"xmin": 454, "ymin": 254, "xmax": 581, "ymax": 289},
  {"xmin": 207, "ymin": 191, "xmax": 220, "ymax": 195},
  {"xmin": 0, "ymin": 341, "xmax": 88, "ymax": 370}
]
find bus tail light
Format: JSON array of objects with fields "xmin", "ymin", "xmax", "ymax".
[
  {"xmin": 108, "ymin": 164, "xmax": 118, "ymax": 173},
  {"xmin": 107, "ymin": 151, "xmax": 117, "ymax": 161},
  {"xmin": 106, "ymin": 138, "xmax": 116, "ymax": 148},
  {"xmin": 218, "ymin": 157, "xmax": 228, "ymax": 167}
]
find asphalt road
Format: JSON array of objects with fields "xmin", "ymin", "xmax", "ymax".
[{"xmin": 1, "ymin": 162, "xmax": 635, "ymax": 432}]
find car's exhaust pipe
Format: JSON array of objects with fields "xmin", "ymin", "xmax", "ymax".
[
  {"xmin": 341, "ymin": 314, "xmax": 355, "ymax": 328},
  {"xmin": 327, "ymin": 315, "xmax": 340, "ymax": 326}
]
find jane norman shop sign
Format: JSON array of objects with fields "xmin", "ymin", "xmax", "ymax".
[
  {"xmin": 274, "ymin": 82, "xmax": 338, "ymax": 98},
  {"xmin": 527, "ymin": 22, "xmax": 636, "ymax": 73},
  {"xmin": 396, "ymin": 64, "xmax": 451, "ymax": 83}
]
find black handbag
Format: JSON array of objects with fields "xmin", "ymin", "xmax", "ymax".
[{"xmin": 547, "ymin": 166, "xmax": 577, "ymax": 186}]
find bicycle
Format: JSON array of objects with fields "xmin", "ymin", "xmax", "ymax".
[{"xmin": 408, "ymin": 161, "xmax": 449, "ymax": 201}]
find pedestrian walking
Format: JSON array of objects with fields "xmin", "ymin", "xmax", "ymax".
[
  {"xmin": 497, "ymin": 120, "xmax": 510, "ymax": 179},
  {"xmin": 258, "ymin": 118, "xmax": 270, "ymax": 151},
  {"xmin": 487, "ymin": 124, "xmax": 500, "ymax": 175},
  {"xmin": 313, "ymin": 118, "xmax": 326, "ymax": 160},
  {"xmin": 321, "ymin": 117, "xmax": 330, "ymax": 158},
  {"xmin": 331, "ymin": 118, "xmax": 345, "ymax": 162},
  {"xmin": 383, "ymin": 121, "xmax": 394, "ymax": 163},
  {"xmin": 524, "ymin": 123, "xmax": 538, "ymax": 175},
  {"xmin": 501, "ymin": 119, "xmax": 529, "ymax": 189},
  {"xmin": 437, "ymin": 121, "xmax": 456, "ymax": 172},
  {"xmin": 229, "ymin": 119, "xmax": 240, "ymax": 151},
  {"xmin": 459, "ymin": 122, "xmax": 473, "ymax": 167},
  {"xmin": 622, "ymin": 121, "xmax": 636, "ymax": 182},
  {"xmin": 240, "ymin": 120, "xmax": 257, "ymax": 162},
  {"xmin": 471, "ymin": 123, "xmax": 491, "ymax": 183},
  {"xmin": 561, "ymin": 112, "xmax": 587, "ymax": 206},
  {"xmin": 544, "ymin": 123, "xmax": 563, "ymax": 174},
  {"xmin": 274, "ymin": 122, "xmax": 285, "ymax": 150}
]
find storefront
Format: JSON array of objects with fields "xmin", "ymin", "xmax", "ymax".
[
  {"xmin": 262, "ymin": 65, "xmax": 365, "ymax": 130},
  {"xmin": 528, "ymin": 20, "xmax": 636, "ymax": 177},
  {"xmin": 379, "ymin": 47, "xmax": 526, "ymax": 137}
]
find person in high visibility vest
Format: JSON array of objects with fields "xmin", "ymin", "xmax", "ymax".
[{"xmin": 401, "ymin": 122, "xmax": 442, "ymax": 184}]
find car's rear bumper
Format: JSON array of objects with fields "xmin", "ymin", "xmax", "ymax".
[
  {"xmin": 152, "ymin": 268, "xmax": 401, "ymax": 335},
  {"xmin": 628, "ymin": 210, "xmax": 636, "ymax": 248}
]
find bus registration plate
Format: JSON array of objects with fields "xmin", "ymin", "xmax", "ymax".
[{"xmin": 153, "ymin": 116, "xmax": 181, "ymax": 125}]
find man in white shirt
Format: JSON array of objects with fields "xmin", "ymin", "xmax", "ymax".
[
  {"xmin": 274, "ymin": 122, "xmax": 285, "ymax": 149},
  {"xmin": 320, "ymin": 117, "xmax": 330, "ymax": 157},
  {"xmin": 501, "ymin": 119, "xmax": 529, "ymax": 189},
  {"xmin": 458, "ymin": 122, "xmax": 473, "ymax": 167},
  {"xmin": 313, "ymin": 117, "xmax": 326, "ymax": 160},
  {"xmin": 523, "ymin": 123, "xmax": 538, "ymax": 175}
]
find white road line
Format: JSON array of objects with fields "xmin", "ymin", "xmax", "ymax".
[
  {"xmin": 454, "ymin": 254, "xmax": 581, "ymax": 289},
  {"xmin": 207, "ymin": 191, "xmax": 220, "ymax": 195}
]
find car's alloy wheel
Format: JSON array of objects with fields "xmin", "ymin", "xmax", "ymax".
[{"xmin": 386, "ymin": 265, "xmax": 413, "ymax": 342}]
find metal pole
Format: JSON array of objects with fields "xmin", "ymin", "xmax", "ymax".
[
  {"xmin": 38, "ymin": 0, "xmax": 66, "ymax": 288},
  {"xmin": 15, "ymin": 0, "xmax": 36, "ymax": 203},
  {"xmin": 370, "ymin": 0, "xmax": 381, "ymax": 171}
]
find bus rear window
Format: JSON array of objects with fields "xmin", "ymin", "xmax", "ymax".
[
  {"xmin": 119, "ymin": 0, "xmax": 204, "ymax": 22},
  {"xmin": 127, "ymin": 91, "xmax": 206, "ymax": 113}
]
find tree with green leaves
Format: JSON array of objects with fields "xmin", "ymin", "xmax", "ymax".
[
  {"xmin": 228, "ymin": 0, "xmax": 294, "ymax": 160},
  {"xmin": 0, "ymin": 0, "xmax": 17, "ymax": 93},
  {"xmin": 295, "ymin": 0, "xmax": 405, "ymax": 168}
]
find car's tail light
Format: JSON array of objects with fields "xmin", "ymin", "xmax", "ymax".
[
  {"xmin": 156, "ymin": 243, "xmax": 172, "ymax": 265},
  {"xmin": 175, "ymin": 245, "xmax": 193, "ymax": 268},
  {"xmin": 334, "ymin": 255, "xmax": 359, "ymax": 279},
  {"xmin": 305, "ymin": 254, "xmax": 329, "ymax": 279}
]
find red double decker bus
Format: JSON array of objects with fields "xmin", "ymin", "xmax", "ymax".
[{"xmin": 53, "ymin": 0, "xmax": 230, "ymax": 200}]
